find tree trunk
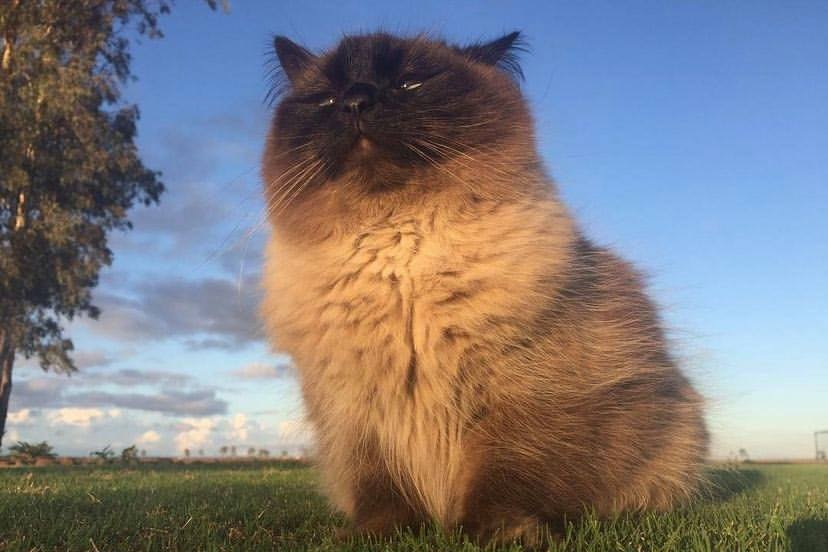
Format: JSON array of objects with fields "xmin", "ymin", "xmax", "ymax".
[
  {"xmin": 1, "ymin": 0, "xmax": 21, "ymax": 449},
  {"xmin": 1, "ymin": 0, "xmax": 21, "ymax": 73},
  {"xmin": 1, "ymin": 36, "xmax": 12, "ymax": 73},
  {"xmin": 0, "ymin": 330, "xmax": 14, "ymax": 449},
  {"xmin": 14, "ymin": 190, "xmax": 25, "ymax": 230}
]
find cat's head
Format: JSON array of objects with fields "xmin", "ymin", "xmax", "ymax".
[{"xmin": 263, "ymin": 32, "xmax": 532, "ymax": 219}]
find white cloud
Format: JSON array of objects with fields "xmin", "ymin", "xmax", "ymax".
[
  {"xmin": 230, "ymin": 413, "xmax": 248, "ymax": 442},
  {"xmin": 7, "ymin": 409, "xmax": 32, "ymax": 424},
  {"xmin": 48, "ymin": 408, "xmax": 106, "ymax": 427},
  {"xmin": 174, "ymin": 418, "xmax": 216, "ymax": 453},
  {"xmin": 231, "ymin": 361, "xmax": 293, "ymax": 380},
  {"xmin": 135, "ymin": 430, "xmax": 161, "ymax": 451},
  {"xmin": 5, "ymin": 429, "xmax": 20, "ymax": 443},
  {"xmin": 278, "ymin": 419, "xmax": 313, "ymax": 442},
  {"xmin": 108, "ymin": 409, "xmax": 122, "ymax": 418}
]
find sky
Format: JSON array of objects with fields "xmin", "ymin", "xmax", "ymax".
[{"xmin": 6, "ymin": 1, "xmax": 827, "ymax": 460}]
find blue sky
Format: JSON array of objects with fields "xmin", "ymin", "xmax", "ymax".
[{"xmin": 7, "ymin": 1, "xmax": 827, "ymax": 460}]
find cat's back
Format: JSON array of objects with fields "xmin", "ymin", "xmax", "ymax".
[{"xmin": 474, "ymin": 236, "xmax": 708, "ymax": 514}]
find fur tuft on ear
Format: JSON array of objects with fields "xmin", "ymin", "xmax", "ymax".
[
  {"xmin": 266, "ymin": 36, "xmax": 316, "ymax": 105},
  {"xmin": 273, "ymin": 36, "xmax": 315, "ymax": 80},
  {"xmin": 459, "ymin": 31, "xmax": 527, "ymax": 81}
]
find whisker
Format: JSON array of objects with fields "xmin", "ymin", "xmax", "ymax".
[
  {"xmin": 266, "ymin": 158, "xmax": 323, "ymax": 217},
  {"xmin": 274, "ymin": 160, "xmax": 330, "ymax": 219},
  {"xmin": 403, "ymin": 140, "xmax": 484, "ymax": 196}
]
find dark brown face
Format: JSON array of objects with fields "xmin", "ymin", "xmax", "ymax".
[{"xmin": 264, "ymin": 32, "xmax": 528, "ymax": 199}]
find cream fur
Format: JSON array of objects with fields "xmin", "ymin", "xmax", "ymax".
[{"xmin": 262, "ymin": 173, "xmax": 575, "ymax": 525}]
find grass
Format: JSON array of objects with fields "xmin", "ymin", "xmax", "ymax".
[{"xmin": 0, "ymin": 461, "xmax": 826, "ymax": 551}]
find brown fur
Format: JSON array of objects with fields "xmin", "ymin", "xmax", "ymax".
[{"xmin": 260, "ymin": 32, "xmax": 708, "ymax": 544}]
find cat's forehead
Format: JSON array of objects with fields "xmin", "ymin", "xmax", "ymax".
[{"xmin": 321, "ymin": 34, "xmax": 440, "ymax": 83}]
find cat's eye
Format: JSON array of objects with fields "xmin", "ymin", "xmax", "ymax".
[
  {"xmin": 318, "ymin": 97, "xmax": 336, "ymax": 107},
  {"xmin": 399, "ymin": 80, "xmax": 423, "ymax": 91}
]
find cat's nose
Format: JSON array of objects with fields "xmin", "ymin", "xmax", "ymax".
[{"xmin": 343, "ymin": 82, "xmax": 377, "ymax": 114}]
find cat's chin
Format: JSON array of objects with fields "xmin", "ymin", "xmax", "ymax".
[
  {"xmin": 342, "ymin": 135, "xmax": 388, "ymax": 171},
  {"xmin": 334, "ymin": 133, "xmax": 423, "ymax": 191}
]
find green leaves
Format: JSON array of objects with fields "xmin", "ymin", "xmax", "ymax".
[
  {"xmin": 8, "ymin": 440, "xmax": 57, "ymax": 459},
  {"xmin": 0, "ymin": 1, "xmax": 168, "ymax": 367}
]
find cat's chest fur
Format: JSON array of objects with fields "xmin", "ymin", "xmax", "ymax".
[
  {"xmin": 262, "ymin": 199, "xmax": 572, "ymax": 520},
  {"xmin": 267, "ymin": 211, "xmax": 484, "ymax": 422}
]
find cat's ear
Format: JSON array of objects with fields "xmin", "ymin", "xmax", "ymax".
[
  {"xmin": 273, "ymin": 36, "xmax": 316, "ymax": 82},
  {"xmin": 459, "ymin": 31, "xmax": 526, "ymax": 80}
]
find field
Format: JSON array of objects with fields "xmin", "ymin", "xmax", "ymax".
[{"xmin": 1, "ymin": 461, "xmax": 826, "ymax": 551}]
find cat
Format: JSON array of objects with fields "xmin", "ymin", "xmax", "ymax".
[{"xmin": 260, "ymin": 31, "xmax": 708, "ymax": 544}]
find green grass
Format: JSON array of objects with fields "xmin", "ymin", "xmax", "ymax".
[{"xmin": 0, "ymin": 462, "xmax": 826, "ymax": 551}]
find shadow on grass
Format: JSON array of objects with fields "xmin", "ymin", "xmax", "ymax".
[
  {"xmin": 787, "ymin": 519, "xmax": 828, "ymax": 552},
  {"xmin": 700, "ymin": 468, "xmax": 764, "ymax": 502}
]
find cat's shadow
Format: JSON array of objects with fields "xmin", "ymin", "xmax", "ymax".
[
  {"xmin": 701, "ymin": 467, "xmax": 764, "ymax": 502},
  {"xmin": 787, "ymin": 519, "xmax": 828, "ymax": 552}
]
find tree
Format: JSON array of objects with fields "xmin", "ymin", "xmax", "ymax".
[
  {"xmin": 9, "ymin": 440, "xmax": 56, "ymax": 459},
  {"xmin": 121, "ymin": 444, "xmax": 138, "ymax": 463},
  {"xmin": 0, "ymin": 1, "xmax": 221, "ymax": 446},
  {"xmin": 90, "ymin": 445, "xmax": 115, "ymax": 462}
]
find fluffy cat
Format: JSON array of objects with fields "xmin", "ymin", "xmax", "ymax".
[{"xmin": 260, "ymin": 31, "xmax": 708, "ymax": 544}]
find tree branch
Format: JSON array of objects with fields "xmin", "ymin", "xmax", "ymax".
[
  {"xmin": 1, "ymin": 0, "xmax": 21, "ymax": 72},
  {"xmin": 13, "ymin": 191, "xmax": 25, "ymax": 230}
]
